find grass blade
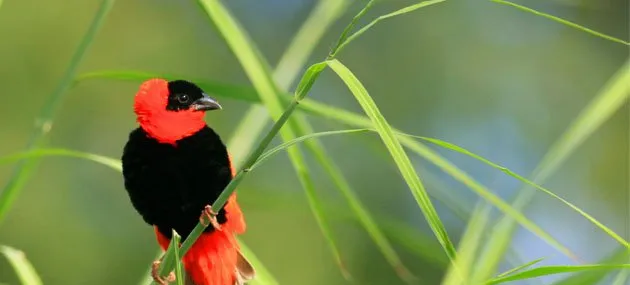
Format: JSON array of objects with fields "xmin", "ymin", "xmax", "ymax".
[
  {"xmin": 238, "ymin": 239, "xmax": 279, "ymax": 285},
  {"xmin": 492, "ymin": 0, "xmax": 629, "ymax": 46},
  {"xmin": 441, "ymin": 202, "xmax": 492, "ymax": 285},
  {"xmin": 497, "ymin": 258, "xmax": 546, "ymax": 278},
  {"xmin": 0, "ymin": 0, "xmax": 115, "ymax": 223},
  {"xmin": 195, "ymin": 0, "xmax": 351, "ymax": 278},
  {"xmin": 552, "ymin": 247, "xmax": 630, "ymax": 285},
  {"xmin": 0, "ymin": 245, "xmax": 43, "ymax": 285},
  {"xmin": 411, "ymin": 135, "xmax": 629, "ymax": 248},
  {"xmin": 0, "ymin": 149, "xmax": 122, "ymax": 171},
  {"xmin": 327, "ymin": 58, "xmax": 458, "ymax": 261},
  {"xmin": 471, "ymin": 58, "xmax": 630, "ymax": 281},
  {"xmin": 332, "ymin": 0, "xmax": 447, "ymax": 57},
  {"xmin": 171, "ymin": 231, "xmax": 184, "ymax": 285},
  {"xmin": 252, "ymin": 129, "xmax": 369, "ymax": 169},
  {"xmin": 486, "ymin": 264, "xmax": 630, "ymax": 285}
]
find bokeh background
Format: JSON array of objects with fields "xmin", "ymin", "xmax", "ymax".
[{"xmin": 0, "ymin": 0, "xmax": 628, "ymax": 284}]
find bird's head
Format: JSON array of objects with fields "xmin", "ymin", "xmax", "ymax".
[{"xmin": 133, "ymin": 78, "xmax": 222, "ymax": 144}]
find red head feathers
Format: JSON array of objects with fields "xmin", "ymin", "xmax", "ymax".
[{"xmin": 133, "ymin": 78, "xmax": 222, "ymax": 145}]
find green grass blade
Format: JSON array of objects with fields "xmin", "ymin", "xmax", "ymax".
[
  {"xmin": 0, "ymin": 245, "xmax": 43, "ymax": 285},
  {"xmin": 486, "ymin": 264, "xmax": 630, "ymax": 285},
  {"xmin": 275, "ymin": 0, "xmax": 350, "ymax": 84},
  {"xmin": 238, "ymin": 239, "xmax": 279, "ymax": 285},
  {"xmin": 395, "ymin": 135, "xmax": 578, "ymax": 260},
  {"xmin": 412, "ymin": 136, "xmax": 629, "ymax": 248},
  {"xmin": 552, "ymin": 247, "xmax": 630, "ymax": 285},
  {"xmin": 196, "ymin": 0, "xmax": 350, "ymax": 278},
  {"xmin": 441, "ymin": 202, "xmax": 492, "ymax": 285},
  {"xmin": 472, "ymin": 59, "xmax": 630, "ymax": 281},
  {"xmin": 0, "ymin": 0, "xmax": 115, "ymax": 223},
  {"xmin": 496, "ymin": 258, "xmax": 545, "ymax": 278},
  {"xmin": 295, "ymin": 119, "xmax": 417, "ymax": 282},
  {"xmin": 491, "ymin": 0, "xmax": 629, "ymax": 46},
  {"xmin": 332, "ymin": 0, "xmax": 447, "ymax": 57},
  {"xmin": 326, "ymin": 58, "xmax": 458, "ymax": 261},
  {"xmin": 0, "ymin": 148, "xmax": 122, "ymax": 171},
  {"xmin": 252, "ymin": 129, "xmax": 369, "ymax": 169},
  {"xmin": 171, "ymin": 231, "xmax": 184, "ymax": 285}
]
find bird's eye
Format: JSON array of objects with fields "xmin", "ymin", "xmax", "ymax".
[{"xmin": 177, "ymin": 94, "xmax": 190, "ymax": 104}]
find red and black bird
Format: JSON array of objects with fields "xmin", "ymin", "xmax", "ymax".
[{"xmin": 121, "ymin": 79, "xmax": 254, "ymax": 285}]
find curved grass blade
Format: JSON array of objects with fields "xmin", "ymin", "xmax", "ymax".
[
  {"xmin": 552, "ymin": 247, "xmax": 630, "ymax": 285},
  {"xmin": 238, "ymin": 239, "xmax": 280, "ymax": 285},
  {"xmin": 0, "ymin": 148, "xmax": 121, "ymax": 171},
  {"xmin": 326, "ymin": 59, "xmax": 458, "ymax": 261},
  {"xmin": 492, "ymin": 0, "xmax": 629, "ymax": 46},
  {"xmin": 252, "ymin": 129, "xmax": 369, "ymax": 169},
  {"xmin": 0, "ymin": 0, "xmax": 115, "ymax": 223},
  {"xmin": 472, "ymin": 59, "xmax": 630, "ymax": 281},
  {"xmin": 410, "ymin": 135, "xmax": 629, "ymax": 248},
  {"xmin": 332, "ymin": 0, "xmax": 447, "ymax": 57},
  {"xmin": 486, "ymin": 264, "xmax": 630, "ymax": 285},
  {"xmin": 295, "ymin": 119, "xmax": 417, "ymax": 282},
  {"xmin": 0, "ymin": 245, "xmax": 43, "ymax": 285},
  {"xmin": 497, "ymin": 258, "xmax": 545, "ymax": 278}
]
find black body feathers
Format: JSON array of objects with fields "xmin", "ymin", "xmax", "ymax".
[{"xmin": 121, "ymin": 126, "xmax": 232, "ymax": 239}]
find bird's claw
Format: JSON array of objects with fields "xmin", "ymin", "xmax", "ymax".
[
  {"xmin": 151, "ymin": 260, "xmax": 176, "ymax": 285},
  {"xmin": 200, "ymin": 205, "xmax": 222, "ymax": 231}
]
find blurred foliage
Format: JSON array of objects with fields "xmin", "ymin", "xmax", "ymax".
[{"xmin": 0, "ymin": 0, "xmax": 628, "ymax": 285}]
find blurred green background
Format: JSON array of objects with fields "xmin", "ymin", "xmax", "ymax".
[{"xmin": 0, "ymin": 0, "xmax": 628, "ymax": 284}]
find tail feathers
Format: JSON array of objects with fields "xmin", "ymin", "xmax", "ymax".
[{"xmin": 183, "ymin": 230, "xmax": 240, "ymax": 285}]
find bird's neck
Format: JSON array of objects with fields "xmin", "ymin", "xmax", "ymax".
[{"xmin": 137, "ymin": 112, "xmax": 207, "ymax": 145}]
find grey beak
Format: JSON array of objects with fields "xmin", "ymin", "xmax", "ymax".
[{"xmin": 191, "ymin": 94, "xmax": 222, "ymax": 111}]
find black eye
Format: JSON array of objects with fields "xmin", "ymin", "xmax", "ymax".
[{"xmin": 177, "ymin": 94, "xmax": 190, "ymax": 104}]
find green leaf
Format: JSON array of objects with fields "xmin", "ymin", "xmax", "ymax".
[
  {"xmin": 552, "ymin": 247, "xmax": 630, "ymax": 285},
  {"xmin": 471, "ymin": 58, "xmax": 630, "ymax": 281},
  {"xmin": 0, "ymin": 245, "xmax": 43, "ymax": 285},
  {"xmin": 252, "ymin": 129, "xmax": 369, "ymax": 169},
  {"xmin": 332, "ymin": 0, "xmax": 448, "ymax": 57},
  {"xmin": 441, "ymin": 202, "xmax": 492, "ymax": 285},
  {"xmin": 0, "ymin": 149, "xmax": 122, "ymax": 171},
  {"xmin": 496, "ymin": 258, "xmax": 545, "ymax": 278},
  {"xmin": 171, "ymin": 231, "xmax": 184, "ymax": 285},
  {"xmin": 326, "ymin": 58, "xmax": 458, "ymax": 261},
  {"xmin": 486, "ymin": 264, "xmax": 630, "ymax": 285},
  {"xmin": 492, "ymin": 0, "xmax": 629, "ymax": 46},
  {"xmin": 411, "ymin": 135, "xmax": 629, "ymax": 248},
  {"xmin": 0, "ymin": 0, "xmax": 115, "ymax": 223}
]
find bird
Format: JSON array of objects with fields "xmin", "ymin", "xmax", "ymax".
[{"xmin": 121, "ymin": 78, "xmax": 255, "ymax": 285}]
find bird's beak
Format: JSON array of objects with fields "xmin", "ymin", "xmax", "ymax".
[{"xmin": 191, "ymin": 94, "xmax": 222, "ymax": 111}]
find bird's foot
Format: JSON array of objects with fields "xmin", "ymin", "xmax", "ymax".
[
  {"xmin": 151, "ymin": 260, "xmax": 176, "ymax": 285},
  {"xmin": 200, "ymin": 205, "xmax": 222, "ymax": 231}
]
